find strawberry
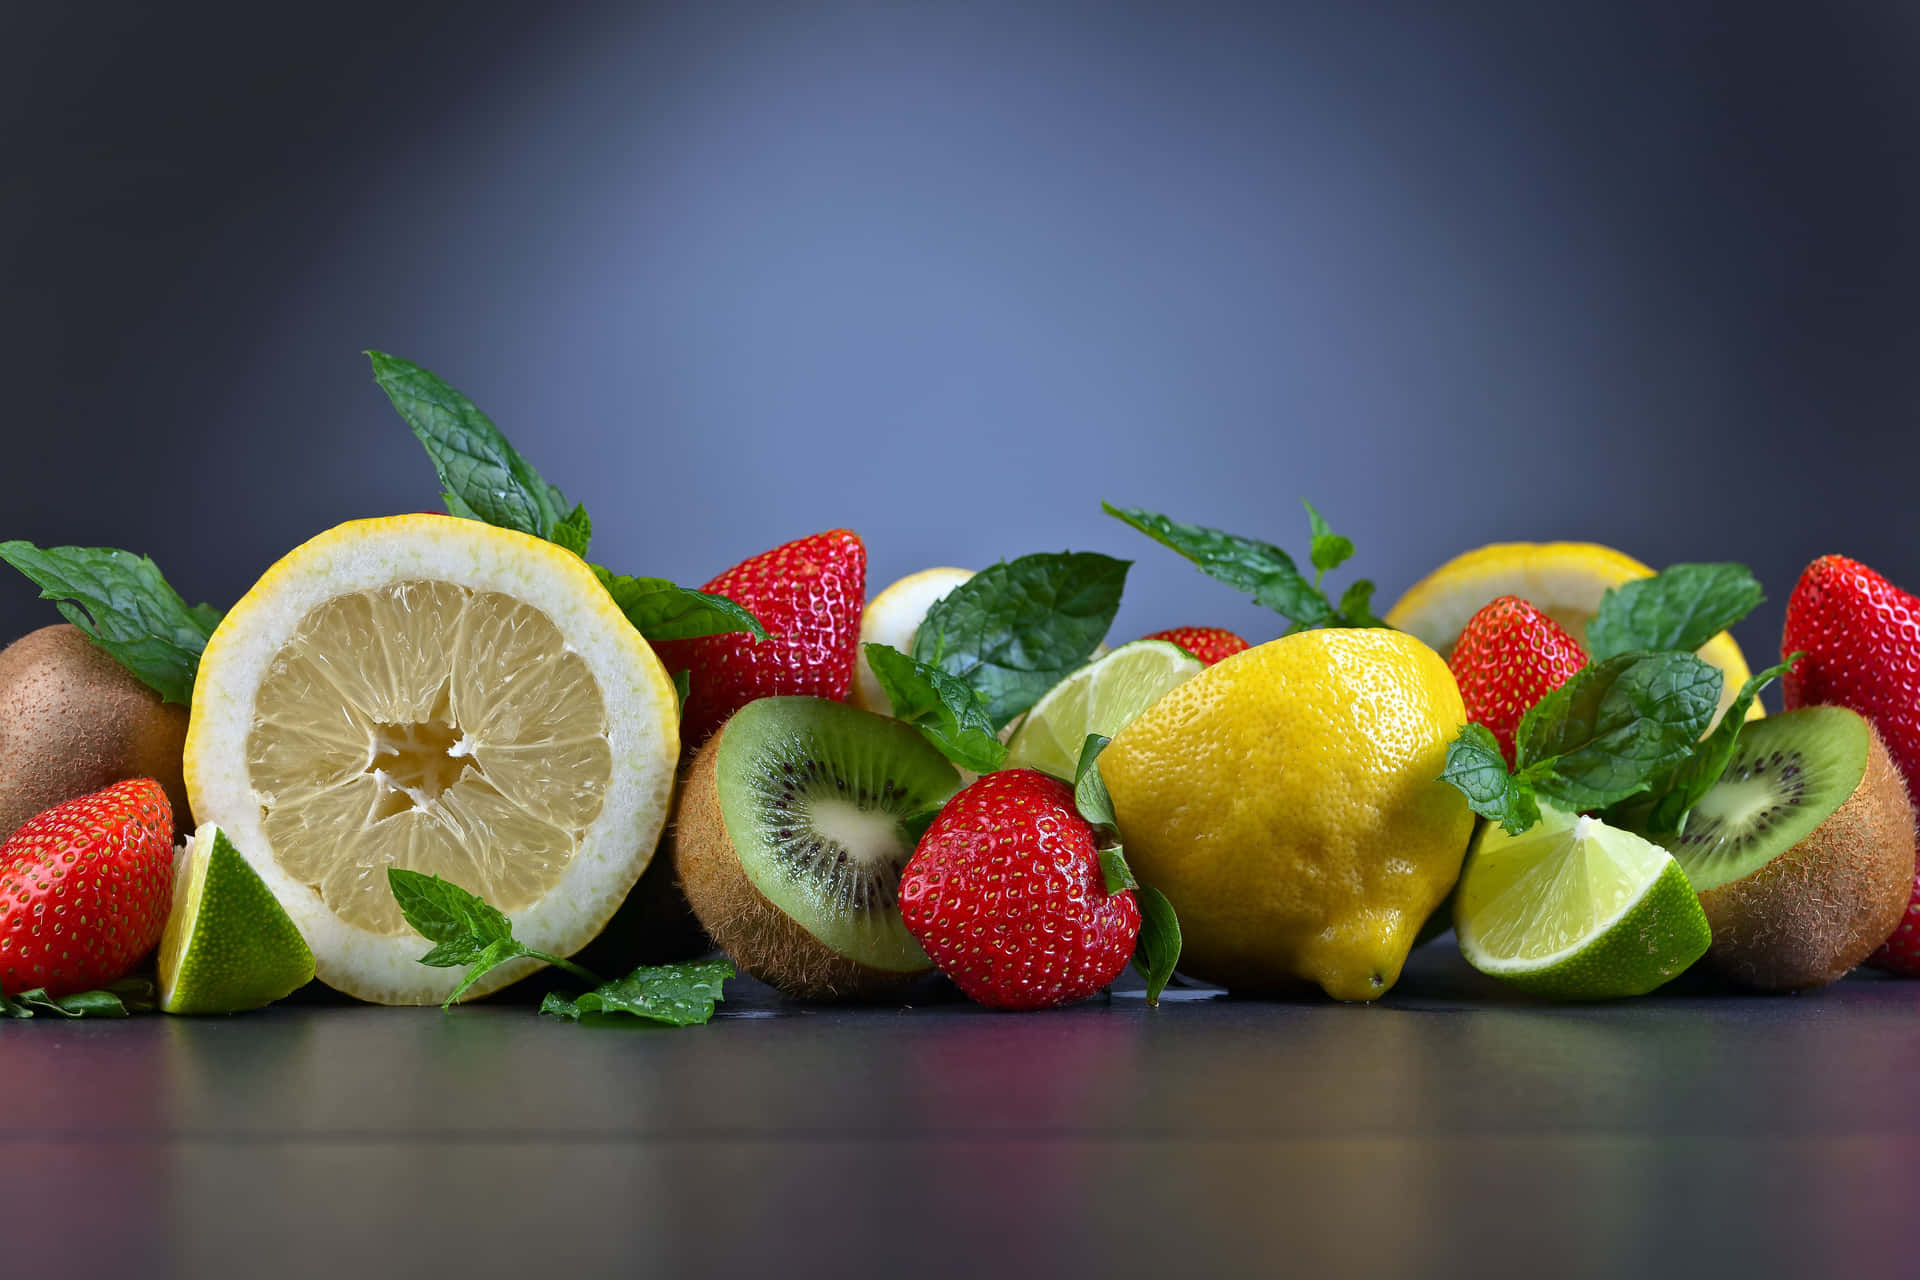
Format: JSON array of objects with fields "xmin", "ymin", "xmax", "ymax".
[
  {"xmin": 0, "ymin": 778, "xmax": 174, "ymax": 998},
  {"xmin": 1779, "ymin": 555, "xmax": 1920, "ymax": 976},
  {"xmin": 1448, "ymin": 595, "xmax": 1587, "ymax": 768},
  {"xmin": 1142, "ymin": 626, "xmax": 1251, "ymax": 666},
  {"xmin": 653, "ymin": 529, "xmax": 866, "ymax": 749},
  {"xmin": 899, "ymin": 769, "xmax": 1140, "ymax": 1010},
  {"xmin": 1781, "ymin": 555, "xmax": 1920, "ymax": 795}
]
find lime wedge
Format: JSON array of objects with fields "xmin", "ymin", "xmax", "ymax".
[
  {"xmin": 159, "ymin": 825, "xmax": 316, "ymax": 1014},
  {"xmin": 1453, "ymin": 806, "xmax": 1709, "ymax": 999},
  {"xmin": 1005, "ymin": 640, "xmax": 1204, "ymax": 780}
]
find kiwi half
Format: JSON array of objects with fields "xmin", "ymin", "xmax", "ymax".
[
  {"xmin": 675, "ymin": 697, "xmax": 960, "ymax": 1000},
  {"xmin": 1661, "ymin": 705, "xmax": 1913, "ymax": 990}
]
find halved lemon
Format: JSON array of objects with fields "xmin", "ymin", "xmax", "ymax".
[
  {"xmin": 850, "ymin": 566, "xmax": 974, "ymax": 717},
  {"xmin": 1386, "ymin": 542, "xmax": 1759, "ymax": 724},
  {"xmin": 184, "ymin": 515, "xmax": 680, "ymax": 1005}
]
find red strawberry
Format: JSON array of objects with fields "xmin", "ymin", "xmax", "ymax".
[
  {"xmin": 0, "ymin": 779, "xmax": 174, "ymax": 997},
  {"xmin": 1142, "ymin": 626, "xmax": 1251, "ymax": 666},
  {"xmin": 899, "ymin": 769, "xmax": 1140, "ymax": 1010},
  {"xmin": 653, "ymin": 529, "xmax": 866, "ymax": 749},
  {"xmin": 1449, "ymin": 595, "xmax": 1587, "ymax": 767},
  {"xmin": 1779, "ymin": 555, "xmax": 1920, "ymax": 976},
  {"xmin": 1782, "ymin": 555, "xmax": 1920, "ymax": 794}
]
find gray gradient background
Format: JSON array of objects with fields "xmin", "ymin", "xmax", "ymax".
[{"xmin": 4, "ymin": 2, "xmax": 1917, "ymax": 663}]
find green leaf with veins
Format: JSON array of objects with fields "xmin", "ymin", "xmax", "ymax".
[
  {"xmin": 540, "ymin": 960, "xmax": 734, "ymax": 1026},
  {"xmin": 910, "ymin": 551, "xmax": 1128, "ymax": 728},
  {"xmin": 0, "ymin": 542, "xmax": 220, "ymax": 705},
  {"xmin": 1517, "ymin": 650, "xmax": 1721, "ymax": 812},
  {"xmin": 1074, "ymin": 733, "xmax": 1116, "ymax": 827},
  {"xmin": 1, "ymin": 977, "xmax": 154, "ymax": 1019},
  {"xmin": 1438, "ymin": 723, "xmax": 1541, "ymax": 834},
  {"xmin": 1631, "ymin": 657, "xmax": 1798, "ymax": 836},
  {"xmin": 1132, "ymin": 887, "xmax": 1182, "ymax": 1007},
  {"xmin": 1103, "ymin": 502, "xmax": 1332, "ymax": 628},
  {"xmin": 590, "ymin": 565, "xmax": 768, "ymax": 642},
  {"xmin": 367, "ymin": 350, "xmax": 583, "ymax": 550},
  {"xmin": 1585, "ymin": 563, "xmax": 1764, "ymax": 661},
  {"xmin": 1303, "ymin": 499, "xmax": 1354, "ymax": 579},
  {"xmin": 863, "ymin": 643, "xmax": 1007, "ymax": 775}
]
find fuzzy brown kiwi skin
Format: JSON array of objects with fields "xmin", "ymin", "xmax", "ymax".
[
  {"xmin": 1698, "ymin": 719, "xmax": 1914, "ymax": 991},
  {"xmin": 673, "ymin": 720, "xmax": 925, "ymax": 1002},
  {"xmin": 0, "ymin": 624, "xmax": 191, "ymax": 840}
]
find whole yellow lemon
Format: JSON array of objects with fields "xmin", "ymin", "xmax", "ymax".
[{"xmin": 1101, "ymin": 627, "xmax": 1472, "ymax": 1001}]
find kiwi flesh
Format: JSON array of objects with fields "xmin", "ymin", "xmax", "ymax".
[
  {"xmin": 1660, "ymin": 705, "xmax": 1912, "ymax": 990},
  {"xmin": 675, "ymin": 696, "xmax": 961, "ymax": 1000},
  {"xmin": 0, "ymin": 624, "xmax": 191, "ymax": 840}
]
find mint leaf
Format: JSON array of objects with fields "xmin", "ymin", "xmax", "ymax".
[
  {"xmin": 1132, "ymin": 886, "xmax": 1182, "ymax": 1007},
  {"xmin": 539, "ymin": 959, "xmax": 734, "ymax": 1026},
  {"xmin": 387, "ymin": 869, "xmax": 514, "ymax": 948},
  {"xmin": 1, "ymin": 978, "xmax": 152, "ymax": 1019},
  {"xmin": 1438, "ymin": 723, "xmax": 1541, "ymax": 833},
  {"xmin": 1336, "ymin": 578, "xmax": 1384, "ymax": 628},
  {"xmin": 368, "ymin": 351, "xmax": 583, "ymax": 550},
  {"xmin": 1634, "ymin": 657, "xmax": 1797, "ymax": 836},
  {"xmin": 1074, "ymin": 734, "xmax": 1116, "ymax": 827},
  {"xmin": 551, "ymin": 505, "xmax": 593, "ymax": 559},
  {"xmin": 1104, "ymin": 502, "xmax": 1332, "ymax": 628},
  {"xmin": 1303, "ymin": 500, "xmax": 1354, "ymax": 578},
  {"xmin": 1586, "ymin": 563, "xmax": 1763, "ymax": 661},
  {"xmin": 671, "ymin": 668, "xmax": 692, "ymax": 712},
  {"xmin": 1518, "ymin": 651, "xmax": 1721, "ymax": 812},
  {"xmin": 911, "ymin": 552, "xmax": 1128, "ymax": 727},
  {"xmin": 444, "ymin": 937, "xmax": 526, "ymax": 1006},
  {"xmin": 0, "ymin": 542, "xmax": 220, "ymax": 705},
  {"xmin": 864, "ymin": 643, "xmax": 1007, "ymax": 774},
  {"xmin": 1097, "ymin": 846, "xmax": 1138, "ymax": 895},
  {"xmin": 590, "ymin": 566, "xmax": 768, "ymax": 642}
]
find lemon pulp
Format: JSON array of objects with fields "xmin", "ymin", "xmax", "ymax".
[{"xmin": 247, "ymin": 580, "xmax": 611, "ymax": 936}]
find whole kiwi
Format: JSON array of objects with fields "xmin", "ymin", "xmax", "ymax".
[
  {"xmin": 0, "ymin": 624, "xmax": 191, "ymax": 840},
  {"xmin": 1695, "ymin": 717, "xmax": 1913, "ymax": 990}
]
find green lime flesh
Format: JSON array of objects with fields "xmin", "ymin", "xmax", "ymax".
[
  {"xmin": 1454, "ymin": 806, "xmax": 1711, "ymax": 1000},
  {"xmin": 1659, "ymin": 705, "xmax": 1868, "ymax": 893},
  {"xmin": 714, "ymin": 697, "xmax": 960, "ymax": 973},
  {"xmin": 159, "ymin": 826, "xmax": 316, "ymax": 1015},
  {"xmin": 1004, "ymin": 639, "xmax": 1204, "ymax": 780}
]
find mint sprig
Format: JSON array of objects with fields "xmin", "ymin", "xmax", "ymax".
[
  {"xmin": 1073, "ymin": 734, "xmax": 1181, "ymax": 1006},
  {"xmin": 591, "ymin": 567, "xmax": 769, "ymax": 643},
  {"xmin": 1103, "ymin": 500, "xmax": 1383, "ymax": 630},
  {"xmin": 388, "ymin": 869, "xmax": 731, "ymax": 1024},
  {"xmin": 1626, "ymin": 657, "xmax": 1798, "ymax": 836},
  {"xmin": 1440, "ymin": 650, "xmax": 1722, "ymax": 833},
  {"xmin": 863, "ymin": 643, "xmax": 1007, "ymax": 774},
  {"xmin": 1, "ymin": 977, "xmax": 155, "ymax": 1019},
  {"xmin": 912, "ymin": 551, "xmax": 1128, "ymax": 728},
  {"xmin": 1586, "ymin": 562, "xmax": 1764, "ymax": 661},
  {"xmin": 0, "ymin": 542, "xmax": 221, "ymax": 705}
]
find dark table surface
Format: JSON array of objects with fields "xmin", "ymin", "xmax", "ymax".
[{"xmin": 5, "ymin": 944, "xmax": 1916, "ymax": 1280}]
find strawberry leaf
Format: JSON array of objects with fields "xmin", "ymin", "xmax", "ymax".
[
  {"xmin": 0, "ymin": 542, "xmax": 221, "ymax": 705},
  {"xmin": 1586, "ymin": 563, "xmax": 1764, "ymax": 661},
  {"xmin": 864, "ymin": 643, "xmax": 1007, "ymax": 775},
  {"xmin": 1132, "ymin": 887, "xmax": 1182, "ymax": 1007},
  {"xmin": 1073, "ymin": 733, "xmax": 1116, "ymax": 828}
]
